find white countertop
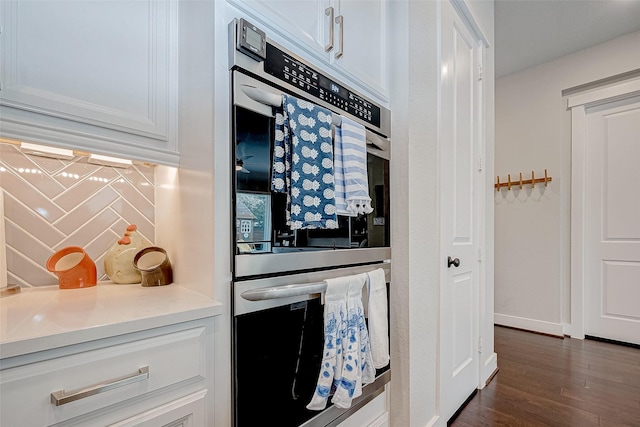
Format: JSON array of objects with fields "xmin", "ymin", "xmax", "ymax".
[{"xmin": 0, "ymin": 283, "xmax": 223, "ymax": 359}]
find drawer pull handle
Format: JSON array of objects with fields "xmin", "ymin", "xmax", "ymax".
[
  {"xmin": 334, "ymin": 15, "xmax": 344, "ymax": 59},
  {"xmin": 50, "ymin": 366, "xmax": 149, "ymax": 406},
  {"xmin": 325, "ymin": 7, "xmax": 334, "ymax": 52}
]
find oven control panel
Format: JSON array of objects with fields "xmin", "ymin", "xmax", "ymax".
[{"xmin": 264, "ymin": 44, "xmax": 381, "ymax": 128}]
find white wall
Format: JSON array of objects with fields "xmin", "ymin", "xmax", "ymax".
[
  {"xmin": 158, "ymin": 2, "xmax": 224, "ymax": 426},
  {"xmin": 389, "ymin": 0, "xmax": 495, "ymax": 425},
  {"xmin": 212, "ymin": 2, "xmax": 234, "ymax": 427},
  {"xmin": 495, "ymin": 30, "xmax": 640, "ymax": 335},
  {"xmin": 389, "ymin": 2, "xmax": 439, "ymax": 424}
]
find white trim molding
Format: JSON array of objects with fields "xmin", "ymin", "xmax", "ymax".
[
  {"xmin": 567, "ymin": 77, "xmax": 640, "ymax": 340},
  {"xmin": 570, "ymin": 103, "xmax": 587, "ymax": 340},
  {"xmin": 450, "ymin": 0, "xmax": 491, "ymax": 47},
  {"xmin": 567, "ymin": 78, "xmax": 640, "ymax": 109},
  {"xmin": 494, "ymin": 313, "xmax": 564, "ymax": 337}
]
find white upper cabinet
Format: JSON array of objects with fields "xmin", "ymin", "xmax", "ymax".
[
  {"xmin": 0, "ymin": 0, "xmax": 179, "ymax": 166},
  {"xmin": 330, "ymin": 0, "xmax": 388, "ymax": 99},
  {"xmin": 228, "ymin": 0, "xmax": 388, "ymax": 101}
]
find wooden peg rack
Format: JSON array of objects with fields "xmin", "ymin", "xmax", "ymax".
[{"xmin": 495, "ymin": 169, "xmax": 552, "ymax": 191}]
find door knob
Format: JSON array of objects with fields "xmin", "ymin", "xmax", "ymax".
[{"xmin": 447, "ymin": 256, "xmax": 460, "ymax": 268}]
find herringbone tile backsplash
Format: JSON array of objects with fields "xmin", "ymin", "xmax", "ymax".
[{"xmin": 0, "ymin": 143, "xmax": 156, "ymax": 288}]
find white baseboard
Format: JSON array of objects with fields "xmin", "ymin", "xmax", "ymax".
[{"xmin": 494, "ymin": 313, "xmax": 564, "ymax": 337}]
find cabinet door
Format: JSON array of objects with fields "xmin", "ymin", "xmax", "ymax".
[
  {"xmin": 228, "ymin": 0, "xmax": 331, "ymax": 59},
  {"xmin": 0, "ymin": 0, "xmax": 178, "ymax": 165},
  {"xmin": 332, "ymin": 0, "xmax": 388, "ymax": 98}
]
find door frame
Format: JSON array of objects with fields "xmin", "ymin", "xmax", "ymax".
[{"xmin": 568, "ymin": 78, "xmax": 640, "ymax": 339}]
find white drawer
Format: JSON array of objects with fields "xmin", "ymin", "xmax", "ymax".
[
  {"xmin": 0, "ymin": 327, "xmax": 206, "ymax": 427},
  {"xmin": 337, "ymin": 390, "xmax": 388, "ymax": 427}
]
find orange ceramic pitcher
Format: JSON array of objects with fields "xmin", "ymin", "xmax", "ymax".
[{"xmin": 46, "ymin": 246, "xmax": 97, "ymax": 289}]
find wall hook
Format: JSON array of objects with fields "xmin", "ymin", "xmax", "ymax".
[
  {"xmin": 494, "ymin": 169, "xmax": 553, "ymax": 191},
  {"xmin": 531, "ymin": 171, "xmax": 535, "ymax": 189}
]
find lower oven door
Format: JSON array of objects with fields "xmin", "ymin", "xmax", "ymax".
[{"xmin": 233, "ymin": 262, "xmax": 391, "ymax": 427}]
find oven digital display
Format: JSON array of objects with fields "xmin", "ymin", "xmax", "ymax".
[
  {"xmin": 264, "ymin": 44, "xmax": 381, "ymax": 128},
  {"xmin": 245, "ymin": 27, "xmax": 262, "ymax": 50},
  {"xmin": 319, "ymin": 76, "xmax": 346, "ymax": 97}
]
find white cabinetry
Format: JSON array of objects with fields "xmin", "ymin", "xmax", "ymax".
[
  {"xmin": 0, "ymin": 319, "xmax": 213, "ymax": 427},
  {"xmin": 0, "ymin": 0, "xmax": 179, "ymax": 166},
  {"xmin": 228, "ymin": 0, "xmax": 388, "ymax": 100},
  {"xmin": 330, "ymin": 0, "xmax": 387, "ymax": 98}
]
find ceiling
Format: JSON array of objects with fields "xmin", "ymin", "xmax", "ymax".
[{"xmin": 495, "ymin": 0, "xmax": 640, "ymax": 78}]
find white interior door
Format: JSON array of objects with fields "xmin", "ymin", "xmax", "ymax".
[
  {"xmin": 584, "ymin": 95, "xmax": 640, "ymax": 345},
  {"xmin": 440, "ymin": 2, "xmax": 481, "ymax": 421}
]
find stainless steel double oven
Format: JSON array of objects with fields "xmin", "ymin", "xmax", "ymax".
[{"xmin": 229, "ymin": 18, "xmax": 392, "ymax": 427}]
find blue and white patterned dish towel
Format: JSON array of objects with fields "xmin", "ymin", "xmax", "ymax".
[
  {"xmin": 334, "ymin": 116, "xmax": 373, "ymax": 217},
  {"xmin": 332, "ymin": 273, "xmax": 375, "ymax": 408},
  {"xmin": 307, "ymin": 273, "xmax": 375, "ymax": 411},
  {"xmin": 272, "ymin": 94, "xmax": 338, "ymax": 230},
  {"xmin": 306, "ymin": 275, "xmax": 349, "ymax": 411}
]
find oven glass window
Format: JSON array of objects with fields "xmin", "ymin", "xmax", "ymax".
[
  {"xmin": 234, "ymin": 106, "xmax": 390, "ymax": 255},
  {"xmin": 236, "ymin": 192, "xmax": 272, "ymax": 253},
  {"xmin": 233, "ymin": 287, "xmax": 391, "ymax": 427},
  {"xmin": 235, "ymin": 107, "xmax": 273, "ymax": 254},
  {"xmin": 234, "ymin": 300, "xmax": 325, "ymax": 427}
]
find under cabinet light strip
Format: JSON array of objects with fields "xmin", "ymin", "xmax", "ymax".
[
  {"xmin": 89, "ymin": 154, "xmax": 133, "ymax": 168},
  {"xmin": 2, "ymin": 138, "xmax": 150, "ymax": 167},
  {"xmin": 88, "ymin": 153, "xmax": 133, "ymax": 168},
  {"xmin": 19, "ymin": 142, "xmax": 74, "ymax": 160}
]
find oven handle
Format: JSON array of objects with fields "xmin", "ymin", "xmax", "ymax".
[
  {"xmin": 239, "ymin": 84, "xmax": 390, "ymax": 155},
  {"xmin": 240, "ymin": 84, "xmax": 343, "ymax": 126},
  {"xmin": 241, "ymin": 281, "xmax": 328, "ymax": 301},
  {"xmin": 240, "ymin": 266, "xmax": 391, "ymax": 301}
]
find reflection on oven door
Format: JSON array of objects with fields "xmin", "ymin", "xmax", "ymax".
[{"xmin": 235, "ymin": 299, "xmax": 324, "ymax": 426}]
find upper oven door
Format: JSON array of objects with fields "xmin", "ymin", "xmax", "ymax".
[{"xmin": 232, "ymin": 71, "xmax": 391, "ymax": 278}]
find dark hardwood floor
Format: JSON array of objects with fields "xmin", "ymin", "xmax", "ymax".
[{"xmin": 451, "ymin": 326, "xmax": 640, "ymax": 426}]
